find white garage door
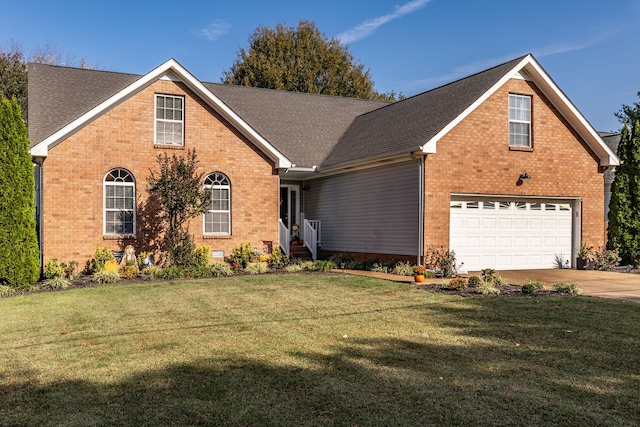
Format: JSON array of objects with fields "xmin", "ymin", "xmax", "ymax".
[{"xmin": 450, "ymin": 198, "xmax": 573, "ymax": 271}]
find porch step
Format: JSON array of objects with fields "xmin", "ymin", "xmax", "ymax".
[{"xmin": 289, "ymin": 243, "xmax": 312, "ymax": 260}]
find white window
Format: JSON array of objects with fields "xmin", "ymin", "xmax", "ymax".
[
  {"xmin": 204, "ymin": 172, "xmax": 230, "ymax": 235},
  {"xmin": 155, "ymin": 94, "xmax": 184, "ymax": 146},
  {"xmin": 509, "ymin": 94, "xmax": 531, "ymax": 147},
  {"xmin": 104, "ymin": 169, "xmax": 135, "ymax": 235}
]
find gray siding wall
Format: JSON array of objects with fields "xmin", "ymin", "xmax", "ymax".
[{"xmin": 304, "ymin": 160, "xmax": 420, "ymax": 256}]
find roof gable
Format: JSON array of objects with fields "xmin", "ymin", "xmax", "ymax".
[{"xmin": 28, "ymin": 59, "xmax": 293, "ymax": 168}]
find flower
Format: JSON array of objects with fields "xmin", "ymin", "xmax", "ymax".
[{"xmin": 412, "ymin": 265, "xmax": 427, "ymax": 275}]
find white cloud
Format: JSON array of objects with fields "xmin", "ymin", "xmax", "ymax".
[
  {"xmin": 199, "ymin": 20, "xmax": 232, "ymax": 41},
  {"xmin": 337, "ymin": 0, "xmax": 432, "ymax": 44}
]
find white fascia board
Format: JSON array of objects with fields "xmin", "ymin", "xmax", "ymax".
[
  {"xmin": 29, "ymin": 59, "xmax": 292, "ymax": 169},
  {"xmin": 420, "ymin": 54, "xmax": 621, "ymax": 167},
  {"xmin": 421, "ymin": 55, "xmax": 532, "ymax": 155}
]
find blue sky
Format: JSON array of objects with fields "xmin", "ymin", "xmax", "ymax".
[{"xmin": 2, "ymin": 0, "xmax": 639, "ymax": 132}]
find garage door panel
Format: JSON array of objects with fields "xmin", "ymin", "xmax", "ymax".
[{"xmin": 451, "ymin": 198, "xmax": 573, "ymax": 271}]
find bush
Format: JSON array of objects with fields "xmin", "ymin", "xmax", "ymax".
[
  {"xmin": 327, "ymin": 253, "xmax": 353, "ymax": 268},
  {"xmin": 424, "ymin": 246, "xmax": 456, "ymax": 278},
  {"xmin": 285, "ymin": 263, "xmax": 304, "ymax": 272},
  {"xmin": 475, "ymin": 282, "xmax": 501, "ymax": 295},
  {"xmin": 268, "ymin": 245, "xmax": 288, "ymax": 269},
  {"xmin": 447, "ymin": 278, "xmax": 467, "ymax": 290},
  {"xmin": 553, "ymin": 282, "xmax": 582, "ymax": 295},
  {"xmin": 159, "ymin": 266, "xmax": 185, "ymax": 280},
  {"xmin": 392, "ymin": 262, "xmax": 415, "ymax": 276},
  {"xmin": 92, "ymin": 247, "xmax": 115, "ymax": 272},
  {"xmin": 522, "ymin": 281, "xmax": 545, "ymax": 294},
  {"xmin": 0, "ymin": 285, "xmax": 17, "ymax": 297},
  {"xmin": 245, "ymin": 262, "xmax": 269, "ymax": 274},
  {"xmin": 370, "ymin": 262, "xmax": 391, "ymax": 273},
  {"xmin": 593, "ymin": 247, "xmax": 621, "ymax": 271},
  {"xmin": 192, "ymin": 245, "xmax": 211, "ymax": 269},
  {"xmin": 119, "ymin": 264, "xmax": 139, "ymax": 279},
  {"xmin": 139, "ymin": 265, "xmax": 163, "ymax": 280},
  {"xmin": 92, "ymin": 270, "xmax": 120, "ymax": 284},
  {"xmin": 230, "ymin": 242, "xmax": 254, "ymax": 269},
  {"xmin": 104, "ymin": 259, "xmax": 119, "ymax": 273},
  {"xmin": 210, "ymin": 261, "xmax": 234, "ymax": 277},
  {"xmin": 467, "ymin": 276, "xmax": 481, "ymax": 287},
  {"xmin": 61, "ymin": 261, "xmax": 78, "ymax": 279},
  {"xmin": 312, "ymin": 260, "xmax": 337, "ymax": 272},
  {"xmin": 41, "ymin": 276, "xmax": 71, "ymax": 289},
  {"xmin": 44, "ymin": 258, "xmax": 64, "ymax": 279}
]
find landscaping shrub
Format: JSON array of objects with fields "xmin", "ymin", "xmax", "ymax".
[
  {"xmin": 268, "ymin": 245, "xmax": 288, "ymax": 269},
  {"xmin": 593, "ymin": 247, "xmax": 621, "ymax": 271},
  {"xmin": 209, "ymin": 261, "xmax": 234, "ymax": 277},
  {"xmin": 230, "ymin": 242, "xmax": 254, "ymax": 269},
  {"xmin": 192, "ymin": 245, "xmax": 211, "ymax": 268},
  {"xmin": 522, "ymin": 281, "xmax": 545, "ymax": 294},
  {"xmin": 61, "ymin": 261, "xmax": 78, "ymax": 280},
  {"xmin": 475, "ymin": 282, "xmax": 501, "ymax": 295},
  {"xmin": 0, "ymin": 285, "xmax": 17, "ymax": 297},
  {"xmin": 44, "ymin": 258, "xmax": 64, "ymax": 279},
  {"xmin": 370, "ymin": 262, "xmax": 391, "ymax": 273},
  {"xmin": 119, "ymin": 265, "xmax": 139, "ymax": 279},
  {"xmin": 327, "ymin": 253, "xmax": 353, "ymax": 268},
  {"xmin": 91, "ymin": 246, "xmax": 115, "ymax": 272},
  {"xmin": 424, "ymin": 246, "xmax": 456, "ymax": 277},
  {"xmin": 92, "ymin": 270, "xmax": 120, "ymax": 284},
  {"xmin": 159, "ymin": 266, "xmax": 185, "ymax": 280},
  {"xmin": 139, "ymin": 265, "xmax": 163, "ymax": 280},
  {"xmin": 447, "ymin": 278, "xmax": 467, "ymax": 290},
  {"xmin": 104, "ymin": 259, "xmax": 119, "ymax": 273},
  {"xmin": 467, "ymin": 276, "xmax": 481, "ymax": 287},
  {"xmin": 553, "ymin": 282, "xmax": 582, "ymax": 295},
  {"xmin": 285, "ymin": 263, "xmax": 304, "ymax": 273},
  {"xmin": 481, "ymin": 268, "xmax": 496, "ymax": 283},
  {"xmin": 392, "ymin": 261, "xmax": 415, "ymax": 276},
  {"xmin": 312, "ymin": 260, "xmax": 337, "ymax": 272},
  {"xmin": 245, "ymin": 262, "xmax": 269, "ymax": 274},
  {"xmin": 41, "ymin": 276, "xmax": 71, "ymax": 290}
]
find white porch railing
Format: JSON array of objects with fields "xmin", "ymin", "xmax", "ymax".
[
  {"xmin": 279, "ymin": 219, "xmax": 290, "ymax": 257},
  {"xmin": 303, "ymin": 219, "xmax": 321, "ymax": 261}
]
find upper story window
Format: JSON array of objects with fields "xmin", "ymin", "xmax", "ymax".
[
  {"xmin": 155, "ymin": 94, "xmax": 184, "ymax": 146},
  {"xmin": 203, "ymin": 172, "xmax": 231, "ymax": 236},
  {"xmin": 509, "ymin": 94, "xmax": 531, "ymax": 148},
  {"xmin": 104, "ymin": 168, "xmax": 135, "ymax": 236}
]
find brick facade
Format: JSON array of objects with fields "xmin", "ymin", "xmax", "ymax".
[
  {"xmin": 423, "ymin": 78, "xmax": 604, "ymax": 252},
  {"xmin": 41, "ymin": 80, "xmax": 279, "ymax": 266}
]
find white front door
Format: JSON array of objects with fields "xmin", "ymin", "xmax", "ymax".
[{"xmin": 450, "ymin": 197, "xmax": 574, "ymax": 271}]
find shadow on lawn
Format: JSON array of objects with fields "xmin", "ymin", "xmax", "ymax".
[{"xmin": 1, "ymin": 298, "xmax": 639, "ymax": 426}]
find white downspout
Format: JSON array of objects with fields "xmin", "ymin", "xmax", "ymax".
[{"xmin": 418, "ymin": 154, "xmax": 425, "ymax": 265}]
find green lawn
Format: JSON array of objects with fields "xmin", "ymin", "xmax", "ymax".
[{"xmin": 1, "ymin": 273, "xmax": 639, "ymax": 426}]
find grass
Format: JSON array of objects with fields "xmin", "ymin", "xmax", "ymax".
[{"xmin": 1, "ymin": 273, "xmax": 639, "ymax": 426}]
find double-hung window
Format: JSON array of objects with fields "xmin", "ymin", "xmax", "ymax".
[
  {"xmin": 155, "ymin": 94, "xmax": 184, "ymax": 146},
  {"xmin": 204, "ymin": 172, "xmax": 231, "ymax": 236},
  {"xmin": 104, "ymin": 168, "xmax": 135, "ymax": 235},
  {"xmin": 509, "ymin": 94, "xmax": 531, "ymax": 148}
]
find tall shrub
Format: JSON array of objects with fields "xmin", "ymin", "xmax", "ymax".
[{"xmin": 0, "ymin": 97, "xmax": 39, "ymax": 287}]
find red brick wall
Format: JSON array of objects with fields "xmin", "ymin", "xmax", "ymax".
[
  {"xmin": 423, "ymin": 78, "xmax": 604, "ymax": 252},
  {"xmin": 41, "ymin": 80, "xmax": 279, "ymax": 266}
]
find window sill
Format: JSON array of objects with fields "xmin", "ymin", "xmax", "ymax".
[
  {"xmin": 509, "ymin": 146, "xmax": 534, "ymax": 152},
  {"xmin": 103, "ymin": 235, "xmax": 136, "ymax": 240},
  {"xmin": 203, "ymin": 235, "xmax": 232, "ymax": 239},
  {"xmin": 154, "ymin": 144, "xmax": 185, "ymax": 150}
]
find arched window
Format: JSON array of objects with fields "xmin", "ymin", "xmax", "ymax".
[
  {"xmin": 104, "ymin": 168, "xmax": 135, "ymax": 235},
  {"xmin": 204, "ymin": 172, "xmax": 230, "ymax": 236}
]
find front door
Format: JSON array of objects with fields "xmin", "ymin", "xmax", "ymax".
[{"xmin": 280, "ymin": 185, "xmax": 300, "ymax": 235}]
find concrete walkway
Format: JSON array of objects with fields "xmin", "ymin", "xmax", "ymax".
[{"xmin": 335, "ymin": 269, "xmax": 640, "ymax": 303}]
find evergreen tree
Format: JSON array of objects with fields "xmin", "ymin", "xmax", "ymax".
[
  {"xmin": 222, "ymin": 20, "xmax": 401, "ymax": 101},
  {"xmin": 607, "ymin": 119, "xmax": 640, "ymax": 265},
  {"xmin": 0, "ymin": 97, "xmax": 39, "ymax": 287}
]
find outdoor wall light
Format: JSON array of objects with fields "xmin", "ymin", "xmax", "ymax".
[{"xmin": 519, "ymin": 171, "xmax": 531, "ymax": 180}]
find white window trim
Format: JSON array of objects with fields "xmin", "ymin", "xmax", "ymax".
[
  {"xmin": 154, "ymin": 94, "xmax": 184, "ymax": 146},
  {"xmin": 203, "ymin": 172, "xmax": 231, "ymax": 236},
  {"xmin": 103, "ymin": 169, "xmax": 136, "ymax": 236},
  {"xmin": 508, "ymin": 94, "xmax": 531, "ymax": 148}
]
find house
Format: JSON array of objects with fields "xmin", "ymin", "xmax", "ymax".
[{"xmin": 28, "ymin": 54, "xmax": 619, "ymax": 271}]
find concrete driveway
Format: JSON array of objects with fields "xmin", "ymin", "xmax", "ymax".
[{"xmin": 470, "ymin": 269, "xmax": 640, "ymax": 303}]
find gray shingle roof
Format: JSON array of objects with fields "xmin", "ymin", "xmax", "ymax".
[
  {"xmin": 27, "ymin": 63, "xmax": 139, "ymax": 147},
  {"xmin": 322, "ymin": 55, "xmax": 528, "ymax": 167},
  {"xmin": 27, "ymin": 55, "xmax": 528, "ymax": 169}
]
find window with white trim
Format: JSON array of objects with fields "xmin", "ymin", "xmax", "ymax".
[
  {"xmin": 204, "ymin": 172, "xmax": 230, "ymax": 235},
  {"xmin": 155, "ymin": 94, "xmax": 184, "ymax": 146},
  {"xmin": 509, "ymin": 94, "xmax": 531, "ymax": 148},
  {"xmin": 104, "ymin": 169, "xmax": 135, "ymax": 235}
]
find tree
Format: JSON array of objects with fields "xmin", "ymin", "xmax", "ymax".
[
  {"xmin": 147, "ymin": 150, "xmax": 211, "ymax": 267},
  {"xmin": 222, "ymin": 20, "xmax": 401, "ymax": 101},
  {"xmin": 0, "ymin": 97, "xmax": 39, "ymax": 287},
  {"xmin": 608, "ymin": 94, "xmax": 640, "ymax": 266},
  {"xmin": 0, "ymin": 41, "xmax": 98, "ymax": 123}
]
